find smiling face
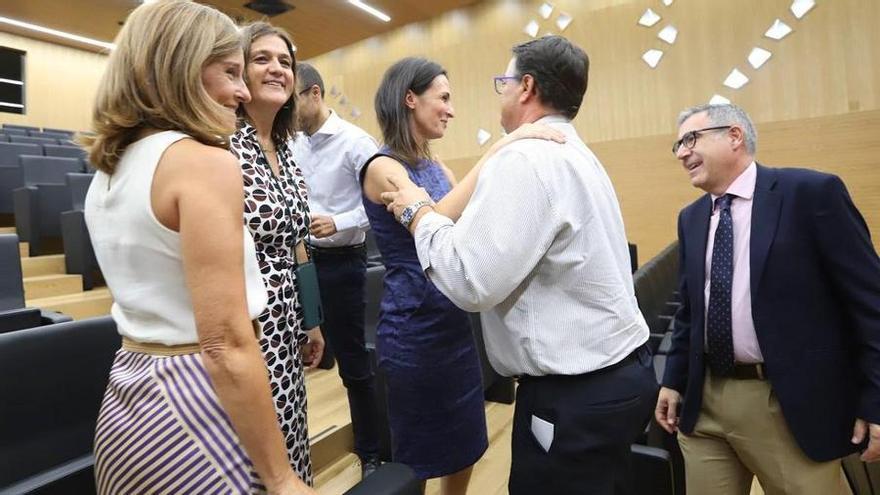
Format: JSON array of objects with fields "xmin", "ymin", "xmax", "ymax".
[
  {"xmin": 675, "ymin": 111, "xmax": 740, "ymax": 195},
  {"xmin": 408, "ymin": 74, "xmax": 454, "ymax": 142},
  {"xmin": 201, "ymin": 51, "xmax": 251, "ymax": 127},
  {"xmin": 244, "ymin": 34, "xmax": 295, "ymax": 113}
]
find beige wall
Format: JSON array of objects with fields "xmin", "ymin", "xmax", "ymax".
[
  {"xmin": 305, "ymin": 0, "xmax": 880, "ymax": 260},
  {"xmin": 0, "ymin": 31, "xmax": 107, "ymax": 131},
  {"xmin": 306, "ymin": 0, "xmax": 879, "ymax": 159}
]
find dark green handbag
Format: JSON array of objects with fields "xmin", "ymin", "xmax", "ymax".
[{"xmin": 295, "ymin": 240, "xmax": 324, "ymax": 329}]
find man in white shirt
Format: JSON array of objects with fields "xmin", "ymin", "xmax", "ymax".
[
  {"xmin": 381, "ymin": 36, "xmax": 658, "ymax": 494},
  {"xmin": 292, "ymin": 63, "xmax": 381, "ymax": 478}
]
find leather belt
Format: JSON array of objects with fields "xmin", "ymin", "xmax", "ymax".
[
  {"xmin": 730, "ymin": 362, "xmax": 767, "ymax": 380},
  {"xmin": 312, "ymin": 243, "xmax": 366, "ymax": 256}
]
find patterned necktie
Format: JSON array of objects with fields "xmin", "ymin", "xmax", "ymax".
[{"xmin": 706, "ymin": 193, "xmax": 736, "ymax": 376}]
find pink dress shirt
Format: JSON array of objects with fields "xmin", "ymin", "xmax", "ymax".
[{"xmin": 704, "ymin": 162, "xmax": 764, "ymax": 363}]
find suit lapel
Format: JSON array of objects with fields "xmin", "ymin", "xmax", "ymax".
[
  {"xmin": 687, "ymin": 195, "xmax": 711, "ymax": 353},
  {"xmin": 750, "ymin": 164, "xmax": 781, "ymax": 294}
]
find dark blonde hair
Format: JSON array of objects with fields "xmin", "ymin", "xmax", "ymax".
[
  {"xmin": 83, "ymin": 0, "xmax": 242, "ymax": 174},
  {"xmin": 237, "ymin": 21, "xmax": 298, "ymax": 148}
]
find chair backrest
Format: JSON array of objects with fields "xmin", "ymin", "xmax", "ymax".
[
  {"xmin": 67, "ymin": 173, "xmax": 94, "ymax": 211},
  {"xmin": 29, "ymin": 131, "xmax": 71, "ymax": 141},
  {"xmin": 9, "ymin": 135, "xmax": 58, "ymax": 146},
  {"xmin": 42, "ymin": 127, "xmax": 75, "ymax": 136},
  {"xmin": 2, "ymin": 124, "xmax": 38, "ymax": 132},
  {"xmin": 0, "ymin": 234, "xmax": 25, "ymax": 311},
  {"xmin": 364, "ymin": 264, "xmax": 386, "ymax": 345},
  {"xmin": 1, "ymin": 126, "xmax": 32, "ymax": 136},
  {"xmin": 0, "ymin": 134, "xmax": 8, "ymax": 142},
  {"xmin": 44, "ymin": 144, "xmax": 86, "ymax": 160},
  {"xmin": 0, "ymin": 316, "xmax": 120, "ymax": 488},
  {"xmin": 20, "ymin": 156, "xmax": 82, "ymax": 186},
  {"xmin": 0, "ymin": 142, "xmax": 42, "ymax": 167}
]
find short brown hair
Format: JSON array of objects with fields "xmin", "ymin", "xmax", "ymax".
[{"xmin": 237, "ymin": 21, "xmax": 298, "ymax": 148}]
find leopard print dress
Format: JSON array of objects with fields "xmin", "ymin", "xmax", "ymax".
[{"xmin": 230, "ymin": 124, "xmax": 313, "ymax": 484}]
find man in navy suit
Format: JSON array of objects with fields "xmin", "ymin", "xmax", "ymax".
[{"xmin": 654, "ymin": 103, "xmax": 880, "ymax": 494}]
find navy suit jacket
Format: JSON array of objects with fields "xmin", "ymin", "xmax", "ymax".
[{"xmin": 662, "ymin": 164, "xmax": 880, "ymax": 462}]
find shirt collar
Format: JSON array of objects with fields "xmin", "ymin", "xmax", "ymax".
[
  {"xmin": 535, "ymin": 114, "xmax": 570, "ymax": 126},
  {"xmin": 311, "ymin": 109, "xmax": 343, "ymax": 138},
  {"xmin": 710, "ymin": 161, "xmax": 757, "ymax": 207}
]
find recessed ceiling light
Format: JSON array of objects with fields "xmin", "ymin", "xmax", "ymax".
[
  {"xmin": 0, "ymin": 16, "xmax": 114, "ymax": 50},
  {"xmin": 349, "ymin": 0, "xmax": 391, "ymax": 22}
]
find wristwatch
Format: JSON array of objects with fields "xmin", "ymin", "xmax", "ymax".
[{"xmin": 399, "ymin": 200, "xmax": 434, "ymax": 229}]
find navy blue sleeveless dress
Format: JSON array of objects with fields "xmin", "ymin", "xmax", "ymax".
[{"xmin": 361, "ymin": 150, "xmax": 487, "ymax": 479}]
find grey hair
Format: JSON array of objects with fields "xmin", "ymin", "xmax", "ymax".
[
  {"xmin": 677, "ymin": 103, "xmax": 757, "ymax": 155},
  {"xmin": 296, "ymin": 62, "xmax": 325, "ymax": 98}
]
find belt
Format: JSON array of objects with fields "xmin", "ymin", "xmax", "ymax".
[
  {"xmin": 519, "ymin": 344, "xmax": 647, "ymax": 382},
  {"xmin": 730, "ymin": 362, "xmax": 767, "ymax": 380},
  {"xmin": 122, "ymin": 337, "xmax": 200, "ymax": 356},
  {"xmin": 311, "ymin": 243, "xmax": 366, "ymax": 256}
]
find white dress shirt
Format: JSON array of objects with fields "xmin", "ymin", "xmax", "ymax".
[
  {"xmin": 292, "ymin": 110, "xmax": 378, "ymax": 247},
  {"xmin": 414, "ymin": 115, "xmax": 649, "ymax": 377}
]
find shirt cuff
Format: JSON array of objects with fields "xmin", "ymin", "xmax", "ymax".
[
  {"xmin": 414, "ymin": 211, "xmax": 454, "ymax": 272},
  {"xmin": 331, "ymin": 210, "xmax": 363, "ymax": 233}
]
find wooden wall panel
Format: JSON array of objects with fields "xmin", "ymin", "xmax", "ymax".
[
  {"xmin": 306, "ymin": 0, "xmax": 880, "ymax": 164},
  {"xmin": 0, "ymin": 32, "xmax": 106, "ymax": 131},
  {"xmin": 446, "ymin": 110, "xmax": 880, "ymax": 263}
]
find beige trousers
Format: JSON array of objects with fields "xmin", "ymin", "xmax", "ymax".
[{"xmin": 677, "ymin": 370, "xmax": 849, "ymax": 495}]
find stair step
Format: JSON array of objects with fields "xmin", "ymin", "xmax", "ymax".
[
  {"xmin": 27, "ymin": 288, "xmax": 113, "ymax": 321},
  {"xmin": 21, "ymin": 254, "xmax": 66, "ymax": 277},
  {"xmin": 19, "ymin": 242, "xmax": 28, "ymax": 258},
  {"xmin": 0, "ymin": 226, "xmax": 15, "ymax": 234},
  {"xmin": 23, "ymin": 273, "xmax": 83, "ymax": 299},
  {"xmin": 314, "ymin": 453, "xmax": 359, "ymax": 494}
]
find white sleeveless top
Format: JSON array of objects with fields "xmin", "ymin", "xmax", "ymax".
[{"xmin": 85, "ymin": 131, "xmax": 268, "ymax": 345}]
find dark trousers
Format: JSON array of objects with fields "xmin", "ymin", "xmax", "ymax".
[
  {"xmin": 313, "ymin": 246, "xmax": 380, "ymax": 459},
  {"xmin": 509, "ymin": 345, "xmax": 658, "ymax": 495}
]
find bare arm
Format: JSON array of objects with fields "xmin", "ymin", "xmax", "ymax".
[{"xmin": 164, "ymin": 142, "xmax": 313, "ymax": 495}]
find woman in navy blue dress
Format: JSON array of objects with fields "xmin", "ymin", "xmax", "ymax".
[{"xmin": 361, "ymin": 57, "xmax": 563, "ymax": 493}]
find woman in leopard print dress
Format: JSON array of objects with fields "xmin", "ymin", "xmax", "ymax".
[{"xmin": 230, "ymin": 22, "xmax": 324, "ymax": 485}]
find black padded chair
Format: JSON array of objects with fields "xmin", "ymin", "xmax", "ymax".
[
  {"xmin": 0, "ymin": 143, "xmax": 41, "ymax": 214},
  {"xmin": 61, "ymin": 173, "xmax": 99, "ymax": 290},
  {"xmin": 0, "ymin": 316, "xmax": 119, "ymax": 494},
  {"xmin": 9, "ymin": 135, "xmax": 58, "ymax": 146},
  {"xmin": 469, "ymin": 312, "xmax": 515, "ymax": 404},
  {"xmin": 0, "ymin": 234, "xmax": 71, "ymax": 332},
  {"xmin": 43, "ymin": 144, "xmax": 86, "ymax": 161},
  {"xmin": 631, "ymin": 444, "xmax": 677, "ymax": 495},
  {"xmin": 343, "ymin": 462, "xmax": 420, "ymax": 495},
  {"xmin": 363, "ymin": 264, "xmax": 393, "ymax": 461},
  {"xmin": 13, "ymin": 156, "xmax": 82, "ymax": 256},
  {"xmin": 628, "ymin": 242, "xmax": 639, "ymax": 273},
  {"xmin": 365, "ymin": 229, "xmax": 382, "ymax": 266}
]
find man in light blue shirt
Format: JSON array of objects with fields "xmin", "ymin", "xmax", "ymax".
[{"xmin": 292, "ymin": 62, "xmax": 381, "ymax": 479}]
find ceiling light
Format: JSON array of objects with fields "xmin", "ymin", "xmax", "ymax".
[
  {"xmin": 642, "ymin": 49, "xmax": 664, "ymax": 68},
  {"xmin": 709, "ymin": 94, "xmax": 731, "ymax": 105},
  {"xmin": 0, "ymin": 16, "xmax": 114, "ymax": 50},
  {"xmin": 748, "ymin": 47, "xmax": 772, "ymax": 69},
  {"xmin": 349, "ymin": 0, "xmax": 391, "ymax": 22},
  {"xmin": 638, "ymin": 9, "xmax": 661, "ymax": 27},
  {"xmin": 723, "ymin": 68, "xmax": 749, "ymax": 89},
  {"xmin": 765, "ymin": 19, "xmax": 793, "ymax": 40},
  {"xmin": 0, "ymin": 78, "xmax": 23, "ymax": 86},
  {"xmin": 791, "ymin": 0, "xmax": 816, "ymax": 19},
  {"xmin": 657, "ymin": 25, "xmax": 678, "ymax": 44}
]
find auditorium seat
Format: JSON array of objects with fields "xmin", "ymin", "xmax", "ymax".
[
  {"xmin": 631, "ymin": 444, "xmax": 677, "ymax": 495},
  {"xmin": 365, "ymin": 229, "xmax": 382, "ymax": 266},
  {"xmin": 0, "ymin": 233, "xmax": 72, "ymax": 333},
  {"xmin": 13, "ymin": 156, "xmax": 82, "ymax": 256},
  {"xmin": 0, "ymin": 134, "xmax": 8, "ymax": 142},
  {"xmin": 9, "ymin": 135, "xmax": 58, "ymax": 146},
  {"xmin": 343, "ymin": 462, "xmax": 420, "ymax": 495},
  {"xmin": 41, "ymin": 127, "xmax": 75, "ymax": 136},
  {"xmin": 628, "ymin": 242, "xmax": 638, "ymax": 273},
  {"xmin": 0, "ymin": 316, "xmax": 119, "ymax": 494},
  {"xmin": 469, "ymin": 312, "xmax": 515, "ymax": 404},
  {"xmin": 1, "ymin": 127, "xmax": 29, "ymax": 136},
  {"xmin": 43, "ymin": 144, "xmax": 86, "ymax": 161},
  {"xmin": 0, "ymin": 143, "xmax": 42, "ymax": 214},
  {"xmin": 61, "ymin": 173, "xmax": 100, "ymax": 290}
]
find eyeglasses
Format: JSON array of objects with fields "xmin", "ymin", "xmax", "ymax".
[
  {"xmin": 672, "ymin": 126, "xmax": 731, "ymax": 154},
  {"xmin": 493, "ymin": 75, "xmax": 521, "ymax": 95}
]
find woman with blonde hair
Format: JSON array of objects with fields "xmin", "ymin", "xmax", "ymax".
[
  {"xmin": 229, "ymin": 21, "xmax": 322, "ymax": 483},
  {"xmin": 84, "ymin": 1, "xmax": 314, "ymax": 493}
]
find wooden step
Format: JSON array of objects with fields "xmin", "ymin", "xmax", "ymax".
[
  {"xmin": 21, "ymin": 254, "xmax": 66, "ymax": 278},
  {"xmin": 27, "ymin": 288, "xmax": 112, "ymax": 320},
  {"xmin": 314, "ymin": 453, "xmax": 360, "ymax": 494},
  {"xmin": 0, "ymin": 226, "xmax": 15, "ymax": 234},
  {"xmin": 23, "ymin": 273, "xmax": 83, "ymax": 299},
  {"xmin": 19, "ymin": 242, "xmax": 28, "ymax": 258}
]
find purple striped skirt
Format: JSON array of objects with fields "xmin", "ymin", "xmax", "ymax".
[{"xmin": 94, "ymin": 348, "xmax": 265, "ymax": 494}]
